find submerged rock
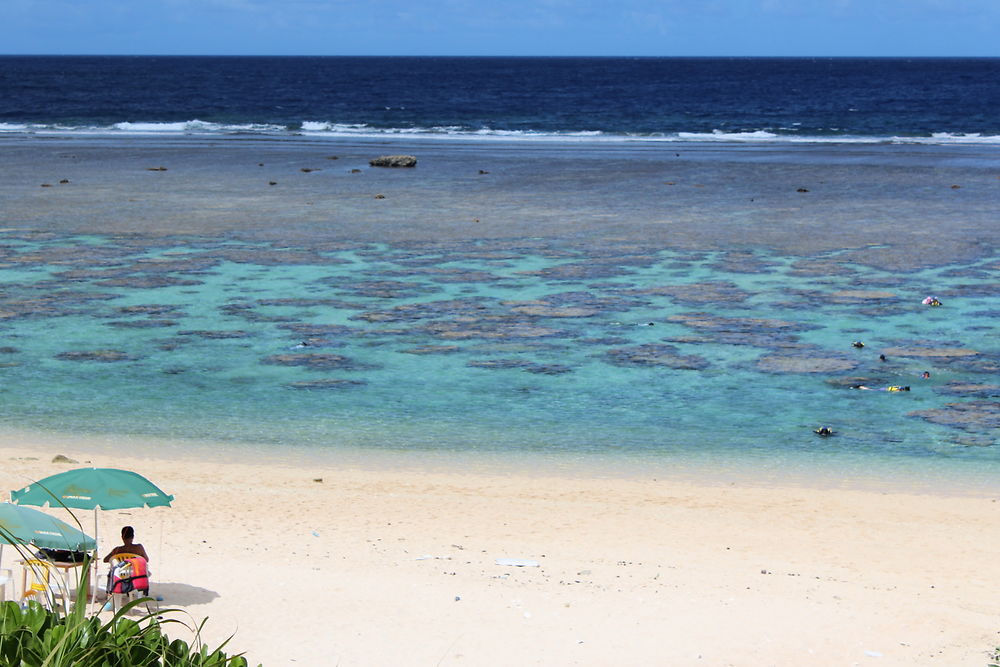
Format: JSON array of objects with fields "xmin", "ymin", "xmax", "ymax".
[
  {"xmin": 757, "ymin": 354, "xmax": 857, "ymax": 374},
  {"xmin": 285, "ymin": 379, "xmax": 366, "ymax": 390},
  {"xmin": 261, "ymin": 353, "xmax": 362, "ymax": 370},
  {"xmin": 55, "ymin": 349, "xmax": 134, "ymax": 362},
  {"xmin": 909, "ymin": 400, "xmax": 1000, "ymax": 431},
  {"xmin": 880, "ymin": 346, "xmax": 979, "ymax": 358},
  {"xmin": 605, "ymin": 344, "xmax": 709, "ymax": 369},
  {"xmin": 369, "ymin": 155, "xmax": 417, "ymax": 168},
  {"xmin": 402, "ymin": 345, "xmax": 462, "ymax": 355}
]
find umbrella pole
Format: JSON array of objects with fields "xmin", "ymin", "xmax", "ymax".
[{"xmin": 91, "ymin": 509, "xmax": 99, "ymax": 608}]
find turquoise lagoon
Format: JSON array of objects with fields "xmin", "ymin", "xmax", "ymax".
[{"xmin": 0, "ymin": 230, "xmax": 997, "ymax": 491}]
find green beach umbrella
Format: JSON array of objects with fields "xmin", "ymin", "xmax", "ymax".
[
  {"xmin": 11, "ymin": 468, "xmax": 173, "ymax": 604},
  {"xmin": 10, "ymin": 468, "xmax": 174, "ymax": 511},
  {"xmin": 0, "ymin": 502, "xmax": 96, "ymax": 552}
]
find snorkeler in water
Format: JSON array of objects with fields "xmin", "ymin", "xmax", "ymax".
[{"xmin": 851, "ymin": 385, "xmax": 910, "ymax": 392}]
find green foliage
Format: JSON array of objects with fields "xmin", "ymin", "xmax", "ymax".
[{"xmin": 0, "ymin": 600, "xmax": 257, "ymax": 667}]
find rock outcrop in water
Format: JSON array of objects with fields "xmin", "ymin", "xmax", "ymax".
[{"xmin": 369, "ymin": 155, "xmax": 417, "ymax": 168}]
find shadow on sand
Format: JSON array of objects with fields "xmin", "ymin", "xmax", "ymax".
[{"xmin": 152, "ymin": 582, "xmax": 220, "ymax": 606}]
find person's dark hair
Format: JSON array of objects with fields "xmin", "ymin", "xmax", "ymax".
[{"xmin": 122, "ymin": 526, "xmax": 135, "ymax": 539}]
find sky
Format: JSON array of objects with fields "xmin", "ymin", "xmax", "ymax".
[{"xmin": 2, "ymin": 0, "xmax": 999, "ymax": 57}]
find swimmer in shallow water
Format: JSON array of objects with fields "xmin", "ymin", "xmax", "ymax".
[
  {"xmin": 921, "ymin": 371, "xmax": 931, "ymax": 379},
  {"xmin": 851, "ymin": 385, "xmax": 910, "ymax": 392},
  {"xmin": 852, "ymin": 341, "xmax": 865, "ymax": 348},
  {"xmin": 814, "ymin": 426, "xmax": 834, "ymax": 436}
]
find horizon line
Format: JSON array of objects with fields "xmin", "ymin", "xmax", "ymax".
[{"xmin": 1, "ymin": 53, "xmax": 997, "ymax": 59}]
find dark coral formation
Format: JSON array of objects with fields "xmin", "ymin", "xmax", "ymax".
[{"xmin": 605, "ymin": 344, "xmax": 709, "ymax": 369}]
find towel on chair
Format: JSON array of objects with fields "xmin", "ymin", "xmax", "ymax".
[{"xmin": 107, "ymin": 556, "xmax": 149, "ymax": 595}]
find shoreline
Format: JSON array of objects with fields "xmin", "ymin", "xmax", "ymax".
[
  {"xmin": 1, "ymin": 434, "xmax": 999, "ymax": 666},
  {"xmin": 2, "ymin": 426, "xmax": 997, "ymax": 499}
]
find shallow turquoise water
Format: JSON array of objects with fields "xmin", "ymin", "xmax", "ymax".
[{"xmin": 0, "ymin": 230, "xmax": 997, "ymax": 490}]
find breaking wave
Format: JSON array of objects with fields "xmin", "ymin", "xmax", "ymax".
[{"xmin": 2, "ymin": 120, "xmax": 999, "ymax": 146}]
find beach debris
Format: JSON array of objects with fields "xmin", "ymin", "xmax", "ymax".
[
  {"xmin": 51, "ymin": 454, "xmax": 78, "ymax": 464},
  {"xmin": 313, "ymin": 478, "xmax": 323, "ymax": 483},
  {"xmin": 311, "ymin": 530, "xmax": 320, "ymax": 537},
  {"xmin": 496, "ymin": 558, "xmax": 540, "ymax": 567},
  {"xmin": 864, "ymin": 650, "xmax": 883, "ymax": 657},
  {"xmin": 416, "ymin": 555, "xmax": 452, "ymax": 561},
  {"xmin": 369, "ymin": 155, "xmax": 417, "ymax": 168}
]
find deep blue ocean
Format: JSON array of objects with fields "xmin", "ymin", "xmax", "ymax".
[
  {"xmin": 2, "ymin": 56, "xmax": 1000, "ymax": 143},
  {"xmin": 1, "ymin": 57, "xmax": 998, "ymax": 490}
]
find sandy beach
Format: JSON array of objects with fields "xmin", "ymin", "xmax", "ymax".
[{"xmin": 1, "ymin": 434, "xmax": 998, "ymax": 666}]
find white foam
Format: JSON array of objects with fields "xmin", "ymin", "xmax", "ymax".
[
  {"xmin": 677, "ymin": 130, "xmax": 778, "ymax": 141},
  {"xmin": 3, "ymin": 119, "xmax": 1000, "ymax": 146},
  {"xmin": 113, "ymin": 121, "xmax": 192, "ymax": 133}
]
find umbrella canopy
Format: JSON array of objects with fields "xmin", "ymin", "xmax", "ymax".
[
  {"xmin": 0, "ymin": 502, "xmax": 96, "ymax": 551},
  {"xmin": 10, "ymin": 468, "xmax": 174, "ymax": 511}
]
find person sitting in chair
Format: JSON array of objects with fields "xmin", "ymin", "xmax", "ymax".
[{"xmin": 103, "ymin": 526, "xmax": 149, "ymax": 563}]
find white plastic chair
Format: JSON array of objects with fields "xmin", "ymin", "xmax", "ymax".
[
  {"xmin": 20, "ymin": 559, "xmax": 68, "ymax": 610},
  {"xmin": 0, "ymin": 567, "xmax": 11, "ymax": 601}
]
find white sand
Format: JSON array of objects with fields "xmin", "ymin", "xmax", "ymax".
[{"xmin": 2, "ymin": 435, "xmax": 999, "ymax": 666}]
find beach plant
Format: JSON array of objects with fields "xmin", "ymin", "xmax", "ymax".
[{"xmin": 2, "ymin": 518, "xmax": 259, "ymax": 666}]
